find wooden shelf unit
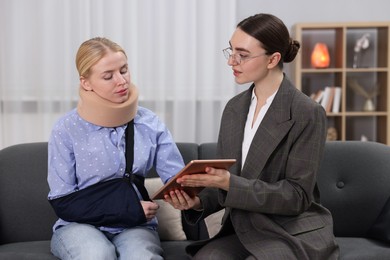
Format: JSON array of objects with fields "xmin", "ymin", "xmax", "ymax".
[{"xmin": 293, "ymin": 22, "xmax": 390, "ymax": 144}]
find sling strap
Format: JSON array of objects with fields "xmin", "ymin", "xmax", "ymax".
[{"xmin": 124, "ymin": 120, "xmax": 151, "ymax": 201}]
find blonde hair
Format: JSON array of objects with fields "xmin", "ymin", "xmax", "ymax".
[{"xmin": 76, "ymin": 37, "xmax": 127, "ymax": 78}]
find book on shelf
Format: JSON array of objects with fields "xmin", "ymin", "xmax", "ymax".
[
  {"xmin": 332, "ymin": 87, "xmax": 342, "ymax": 113},
  {"xmin": 312, "ymin": 90, "xmax": 324, "ymax": 103},
  {"xmin": 310, "ymin": 86, "xmax": 341, "ymax": 113},
  {"xmin": 320, "ymin": 86, "xmax": 333, "ymax": 113},
  {"xmin": 327, "ymin": 87, "xmax": 336, "ymax": 112}
]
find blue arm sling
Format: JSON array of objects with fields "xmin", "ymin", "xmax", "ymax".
[{"xmin": 49, "ymin": 120, "xmax": 150, "ymax": 228}]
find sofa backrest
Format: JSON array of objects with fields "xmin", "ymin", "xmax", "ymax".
[
  {"xmin": 0, "ymin": 142, "xmax": 56, "ymax": 244},
  {"xmin": 318, "ymin": 141, "xmax": 390, "ymax": 238},
  {"xmin": 198, "ymin": 142, "xmax": 218, "ymax": 160}
]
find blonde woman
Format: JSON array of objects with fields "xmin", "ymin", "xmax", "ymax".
[{"xmin": 47, "ymin": 37, "xmax": 184, "ymax": 259}]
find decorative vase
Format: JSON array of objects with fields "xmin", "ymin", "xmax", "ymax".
[{"xmin": 363, "ymin": 98, "xmax": 375, "ymax": 112}]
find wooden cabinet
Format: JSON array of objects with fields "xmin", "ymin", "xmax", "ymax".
[{"xmin": 292, "ymin": 22, "xmax": 390, "ymax": 144}]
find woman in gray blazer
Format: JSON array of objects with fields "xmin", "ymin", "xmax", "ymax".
[{"xmin": 165, "ymin": 13, "xmax": 339, "ymax": 260}]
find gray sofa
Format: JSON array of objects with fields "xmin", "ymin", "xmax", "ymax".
[{"xmin": 1, "ymin": 141, "xmax": 390, "ymax": 259}]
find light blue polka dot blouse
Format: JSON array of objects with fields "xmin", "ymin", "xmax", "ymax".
[{"xmin": 47, "ymin": 106, "xmax": 184, "ymax": 233}]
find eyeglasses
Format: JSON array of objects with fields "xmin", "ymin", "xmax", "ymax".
[{"xmin": 222, "ymin": 47, "xmax": 268, "ymax": 64}]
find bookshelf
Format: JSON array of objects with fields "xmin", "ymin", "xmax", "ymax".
[{"xmin": 293, "ymin": 22, "xmax": 390, "ymax": 144}]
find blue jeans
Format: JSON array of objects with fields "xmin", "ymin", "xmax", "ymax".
[{"xmin": 51, "ymin": 223, "xmax": 163, "ymax": 260}]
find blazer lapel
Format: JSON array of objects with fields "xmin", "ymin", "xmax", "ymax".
[
  {"xmin": 241, "ymin": 77, "xmax": 295, "ymax": 179},
  {"xmin": 228, "ymin": 86, "xmax": 253, "ymax": 172}
]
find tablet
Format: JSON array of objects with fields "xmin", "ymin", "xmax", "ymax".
[{"xmin": 151, "ymin": 159, "xmax": 236, "ymax": 200}]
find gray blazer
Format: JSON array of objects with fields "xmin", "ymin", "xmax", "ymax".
[{"xmin": 186, "ymin": 76, "xmax": 339, "ymax": 259}]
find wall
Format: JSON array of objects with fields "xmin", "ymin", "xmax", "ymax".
[{"xmin": 237, "ymin": 0, "xmax": 390, "ymax": 30}]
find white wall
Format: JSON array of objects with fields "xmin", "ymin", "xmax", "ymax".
[{"xmin": 237, "ymin": 0, "xmax": 390, "ymax": 30}]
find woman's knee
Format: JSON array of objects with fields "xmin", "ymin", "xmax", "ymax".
[
  {"xmin": 114, "ymin": 227, "xmax": 163, "ymax": 259},
  {"xmin": 51, "ymin": 223, "xmax": 116, "ymax": 260}
]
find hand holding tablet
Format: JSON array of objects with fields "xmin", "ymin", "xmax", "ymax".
[{"xmin": 151, "ymin": 159, "xmax": 236, "ymax": 200}]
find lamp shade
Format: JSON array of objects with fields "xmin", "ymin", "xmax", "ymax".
[{"xmin": 311, "ymin": 43, "xmax": 330, "ymax": 68}]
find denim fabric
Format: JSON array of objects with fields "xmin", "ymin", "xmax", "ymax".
[{"xmin": 51, "ymin": 223, "xmax": 163, "ymax": 260}]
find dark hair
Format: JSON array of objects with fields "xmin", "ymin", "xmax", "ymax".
[{"xmin": 237, "ymin": 13, "xmax": 300, "ymax": 69}]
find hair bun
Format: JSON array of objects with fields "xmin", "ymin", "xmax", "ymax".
[{"xmin": 284, "ymin": 39, "xmax": 300, "ymax": 63}]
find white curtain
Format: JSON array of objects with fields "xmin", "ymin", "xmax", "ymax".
[{"xmin": 0, "ymin": 0, "xmax": 237, "ymax": 149}]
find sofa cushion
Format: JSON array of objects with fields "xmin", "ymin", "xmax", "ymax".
[
  {"xmin": 0, "ymin": 142, "xmax": 57, "ymax": 244},
  {"xmin": 367, "ymin": 195, "xmax": 390, "ymax": 243},
  {"xmin": 160, "ymin": 240, "xmax": 192, "ymax": 260},
  {"xmin": 145, "ymin": 178, "xmax": 187, "ymax": 241},
  {"xmin": 318, "ymin": 141, "xmax": 390, "ymax": 238},
  {"xmin": 204, "ymin": 209, "xmax": 224, "ymax": 238},
  {"xmin": 198, "ymin": 142, "xmax": 218, "ymax": 160},
  {"xmin": 336, "ymin": 237, "xmax": 390, "ymax": 260},
  {"xmin": 0, "ymin": 241, "xmax": 57, "ymax": 260}
]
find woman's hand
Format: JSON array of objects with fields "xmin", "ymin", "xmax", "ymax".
[
  {"xmin": 164, "ymin": 190, "xmax": 201, "ymax": 210},
  {"xmin": 141, "ymin": 201, "xmax": 159, "ymax": 221},
  {"xmin": 164, "ymin": 167, "xmax": 230, "ymax": 211},
  {"xmin": 177, "ymin": 167, "xmax": 231, "ymax": 191}
]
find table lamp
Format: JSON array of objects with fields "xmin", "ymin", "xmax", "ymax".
[{"xmin": 311, "ymin": 43, "xmax": 330, "ymax": 68}]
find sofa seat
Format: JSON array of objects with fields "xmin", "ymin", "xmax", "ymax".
[
  {"xmin": 336, "ymin": 237, "xmax": 390, "ymax": 260},
  {"xmin": 0, "ymin": 241, "xmax": 55, "ymax": 260}
]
